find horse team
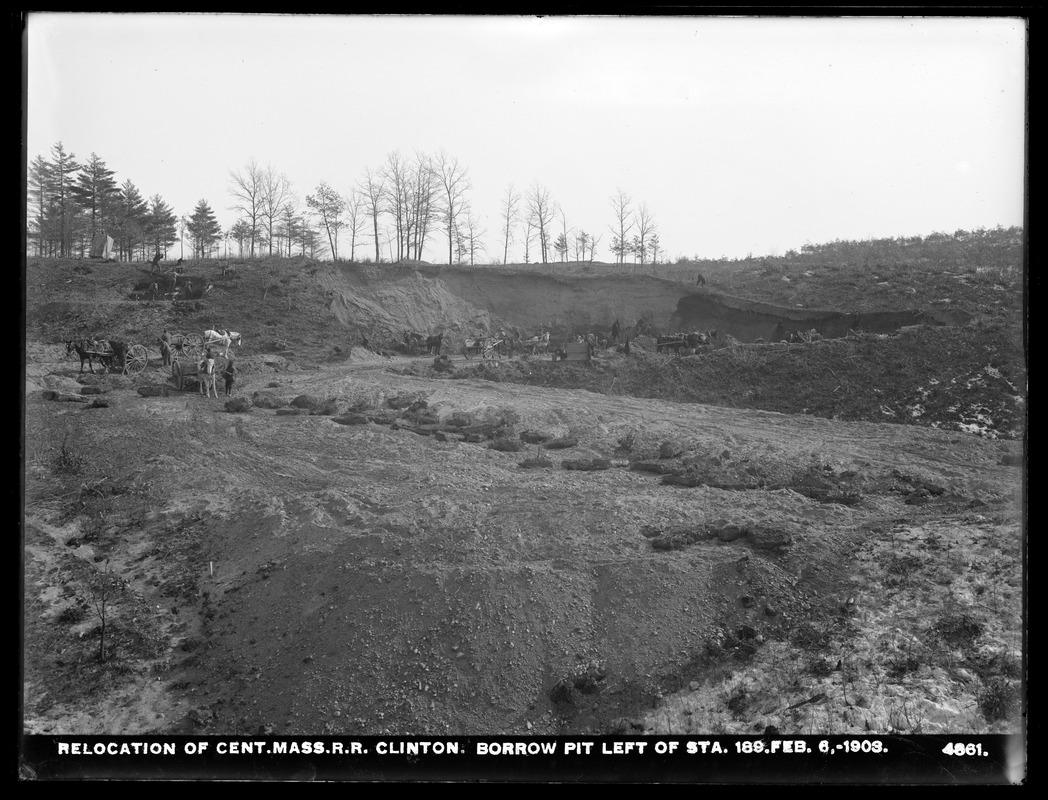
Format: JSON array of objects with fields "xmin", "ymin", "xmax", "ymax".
[{"xmin": 403, "ymin": 331, "xmax": 444, "ymax": 356}]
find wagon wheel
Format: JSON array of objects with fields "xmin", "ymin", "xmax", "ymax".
[
  {"xmin": 184, "ymin": 333, "xmax": 204, "ymax": 359},
  {"xmin": 124, "ymin": 344, "xmax": 149, "ymax": 375},
  {"xmin": 171, "ymin": 336, "xmax": 191, "ymax": 360}
]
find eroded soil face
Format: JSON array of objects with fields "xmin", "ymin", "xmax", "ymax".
[{"xmin": 22, "ymin": 255, "xmax": 1025, "ymax": 738}]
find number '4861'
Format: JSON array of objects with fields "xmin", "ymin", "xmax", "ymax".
[{"xmin": 942, "ymin": 742, "xmax": 984, "ymax": 757}]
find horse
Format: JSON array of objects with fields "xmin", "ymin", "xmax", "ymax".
[
  {"xmin": 198, "ymin": 352, "xmax": 218, "ymax": 398},
  {"xmin": 203, "ymin": 329, "xmax": 243, "ymax": 358},
  {"xmin": 505, "ymin": 331, "xmax": 525, "ymax": 357},
  {"xmin": 66, "ymin": 339, "xmax": 107, "ymax": 374},
  {"xmin": 424, "ymin": 332, "xmax": 444, "ymax": 355}
]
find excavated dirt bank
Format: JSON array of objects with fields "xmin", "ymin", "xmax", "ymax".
[
  {"xmin": 323, "ymin": 262, "xmax": 966, "ymax": 345},
  {"xmin": 670, "ymin": 292, "xmax": 972, "ymax": 342}
]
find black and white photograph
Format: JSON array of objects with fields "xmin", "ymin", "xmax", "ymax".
[{"xmin": 21, "ymin": 13, "xmax": 1026, "ymax": 783}]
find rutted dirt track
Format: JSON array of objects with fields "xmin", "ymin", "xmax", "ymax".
[{"xmin": 22, "ymin": 253, "xmax": 1025, "ymax": 740}]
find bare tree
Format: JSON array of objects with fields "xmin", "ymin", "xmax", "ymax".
[
  {"xmin": 454, "ymin": 224, "xmax": 468, "ymax": 265},
  {"xmin": 359, "ymin": 167, "xmax": 385, "ymax": 263},
  {"xmin": 435, "ymin": 150, "xmax": 471, "ymax": 266},
  {"xmin": 382, "ymin": 151, "xmax": 409, "ymax": 261},
  {"xmin": 500, "ymin": 184, "xmax": 521, "ymax": 265},
  {"xmin": 525, "ymin": 182, "xmax": 555, "ymax": 264},
  {"xmin": 229, "ymin": 159, "xmax": 265, "ymax": 257},
  {"xmin": 609, "ymin": 189, "xmax": 634, "ymax": 265},
  {"xmin": 344, "ymin": 187, "xmax": 367, "ymax": 262},
  {"xmin": 260, "ymin": 165, "xmax": 292, "ymax": 257},
  {"xmin": 89, "ymin": 560, "xmax": 116, "ymax": 663},
  {"xmin": 633, "ymin": 203, "xmax": 657, "ymax": 264},
  {"xmin": 587, "ymin": 232, "xmax": 603, "ymax": 263},
  {"xmin": 523, "ymin": 216, "xmax": 537, "ymax": 264},
  {"xmin": 463, "ymin": 208, "xmax": 485, "ymax": 266},
  {"xmin": 555, "ymin": 205, "xmax": 573, "ymax": 262},
  {"xmin": 409, "ymin": 151, "xmax": 439, "ymax": 261}
]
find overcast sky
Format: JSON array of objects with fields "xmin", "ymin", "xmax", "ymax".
[{"xmin": 25, "ymin": 13, "xmax": 1027, "ymax": 262}]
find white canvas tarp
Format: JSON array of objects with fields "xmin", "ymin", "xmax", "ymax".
[{"xmin": 89, "ymin": 234, "xmax": 114, "ymax": 260}]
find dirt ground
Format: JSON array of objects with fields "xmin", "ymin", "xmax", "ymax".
[{"xmin": 21, "ymin": 253, "xmax": 1026, "ymax": 741}]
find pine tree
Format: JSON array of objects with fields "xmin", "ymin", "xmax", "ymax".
[
  {"xmin": 188, "ymin": 200, "xmax": 222, "ymax": 258},
  {"xmin": 113, "ymin": 180, "xmax": 149, "ymax": 260},
  {"xmin": 48, "ymin": 142, "xmax": 82, "ymax": 257},
  {"xmin": 71, "ymin": 153, "xmax": 119, "ymax": 240},
  {"xmin": 27, "ymin": 155, "xmax": 53, "ymax": 256},
  {"xmin": 145, "ymin": 195, "xmax": 179, "ymax": 256},
  {"xmin": 306, "ymin": 182, "xmax": 345, "ymax": 260}
]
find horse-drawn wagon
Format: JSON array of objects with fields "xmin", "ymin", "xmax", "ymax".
[
  {"xmin": 462, "ymin": 336, "xmax": 503, "ymax": 360},
  {"xmin": 66, "ymin": 339, "xmax": 150, "ymax": 376},
  {"xmin": 164, "ymin": 329, "xmax": 239, "ymax": 363},
  {"xmin": 168, "ymin": 329, "xmax": 240, "ymax": 390},
  {"xmin": 519, "ymin": 333, "xmax": 550, "ymax": 356}
]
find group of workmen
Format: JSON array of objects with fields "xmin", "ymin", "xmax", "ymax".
[{"xmin": 158, "ymin": 330, "xmax": 237, "ymax": 398}]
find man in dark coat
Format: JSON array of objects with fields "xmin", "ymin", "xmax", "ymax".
[
  {"xmin": 222, "ymin": 356, "xmax": 237, "ymax": 396},
  {"xmin": 159, "ymin": 329, "xmax": 172, "ymax": 366}
]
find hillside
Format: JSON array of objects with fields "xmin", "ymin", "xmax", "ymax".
[{"xmin": 21, "ymin": 236, "xmax": 1026, "ymax": 760}]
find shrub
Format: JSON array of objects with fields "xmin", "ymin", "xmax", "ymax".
[
  {"xmin": 616, "ymin": 430, "xmax": 637, "ymax": 452},
  {"xmin": 977, "ymin": 677, "xmax": 1018, "ymax": 722},
  {"xmin": 931, "ymin": 611, "xmax": 984, "ymax": 649},
  {"xmin": 54, "ymin": 433, "xmax": 85, "ymax": 476}
]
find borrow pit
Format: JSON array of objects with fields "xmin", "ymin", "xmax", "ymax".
[{"xmin": 23, "ymin": 253, "xmax": 1025, "ymax": 745}]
